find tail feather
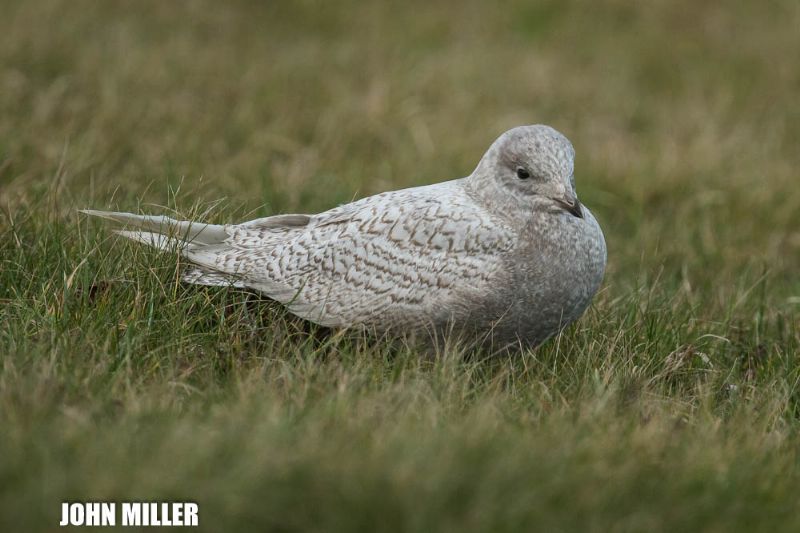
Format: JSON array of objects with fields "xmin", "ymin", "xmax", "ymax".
[
  {"xmin": 114, "ymin": 230, "xmax": 175, "ymax": 250},
  {"xmin": 83, "ymin": 209, "xmax": 247, "ymax": 288},
  {"xmin": 112, "ymin": 230, "xmax": 198, "ymax": 250},
  {"xmin": 80, "ymin": 209, "xmax": 228, "ymax": 246}
]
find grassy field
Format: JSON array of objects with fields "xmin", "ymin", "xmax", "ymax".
[{"xmin": 1, "ymin": 0, "xmax": 799, "ymax": 531}]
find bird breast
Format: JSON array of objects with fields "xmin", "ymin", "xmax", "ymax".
[{"xmin": 505, "ymin": 207, "xmax": 606, "ymax": 346}]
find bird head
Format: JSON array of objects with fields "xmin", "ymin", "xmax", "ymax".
[{"xmin": 470, "ymin": 125, "xmax": 583, "ymax": 219}]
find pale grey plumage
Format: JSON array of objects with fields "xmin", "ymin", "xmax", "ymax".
[{"xmin": 83, "ymin": 125, "xmax": 606, "ymax": 352}]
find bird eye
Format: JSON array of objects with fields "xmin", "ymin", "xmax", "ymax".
[{"xmin": 516, "ymin": 167, "xmax": 531, "ymax": 180}]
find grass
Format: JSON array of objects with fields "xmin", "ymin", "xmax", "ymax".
[{"xmin": 1, "ymin": 0, "xmax": 800, "ymax": 531}]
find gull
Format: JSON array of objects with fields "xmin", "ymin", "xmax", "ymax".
[{"xmin": 83, "ymin": 125, "xmax": 606, "ymax": 351}]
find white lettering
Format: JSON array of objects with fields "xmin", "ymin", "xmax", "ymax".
[
  {"xmin": 59, "ymin": 503, "xmax": 69, "ymax": 526},
  {"xmin": 102, "ymin": 503, "xmax": 115, "ymax": 526},
  {"xmin": 70, "ymin": 501, "xmax": 198, "ymax": 527},
  {"xmin": 87, "ymin": 503, "xmax": 101, "ymax": 525},
  {"xmin": 185, "ymin": 503, "xmax": 199, "ymax": 526},
  {"xmin": 122, "ymin": 503, "xmax": 140, "ymax": 526},
  {"xmin": 70, "ymin": 503, "xmax": 84, "ymax": 526},
  {"xmin": 173, "ymin": 502, "xmax": 184, "ymax": 526},
  {"xmin": 60, "ymin": 503, "xmax": 115, "ymax": 526},
  {"xmin": 161, "ymin": 503, "xmax": 172, "ymax": 526},
  {"xmin": 149, "ymin": 502, "xmax": 160, "ymax": 526}
]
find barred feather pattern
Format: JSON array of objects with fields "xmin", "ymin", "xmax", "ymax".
[
  {"xmin": 83, "ymin": 125, "xmax": 607, "ymax": 351},
  {"xmin": 185, "ymin": 182, "xmax": 516, "ymax": 329}
]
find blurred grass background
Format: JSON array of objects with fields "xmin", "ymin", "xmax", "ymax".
[{"xmin": 0, "ymin": 0, "xmax": 799, "ymax": 531}]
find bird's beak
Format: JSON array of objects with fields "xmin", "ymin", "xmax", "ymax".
[{"xmin": 552, "ymin": 195, "xmax": 583, "ymax": 218}]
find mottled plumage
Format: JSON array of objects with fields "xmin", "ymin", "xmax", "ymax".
[{"xmin": 83, "ymin": 125, "xmax": 606, "ymax": 351}]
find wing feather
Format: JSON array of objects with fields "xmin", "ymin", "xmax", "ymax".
[
  {"xmin": 215, "ymin": 182, "xmax": 516, "ymax": 329},
  {"xmin": 84, "ymin": 183, "xmax": 515, "ymax": 331}
]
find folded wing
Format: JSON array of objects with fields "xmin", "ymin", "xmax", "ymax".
[{"xmin": 83, "ymin": 184, "xmax": 515, "ymax": 330}]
